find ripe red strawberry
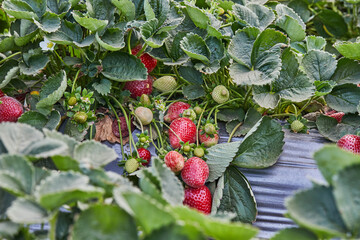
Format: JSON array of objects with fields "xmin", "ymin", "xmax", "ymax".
[
  {"xmin": 0, "ymin": 96, "xmax": 23, "ymax": 123},
  {"xmin": 337, "ymin": 134, "xmax": 360, "ymax": 154},
  {"xmin": 112, "ymin": 116, "xmax": 134, "ymax": 138},
  {"xmin": 169, "ymin": 117, "xmax": 196, "ymax": 149},
  {"xmin": 123, "ymin": 75, "xmax": 153, "ymax": 99},
  {"xmin": 132, "ymin": 45, "xmax": 157, "ymax": 73},
  {"xmin": 138, "ymin": 148, "xmax": 151, "ymax": 166},
  {"xmin": 181, "ymin": 157, "xmax": 209, "ymax": 188},
  {"xmin": 164, "ymin": 151, "xmax": 185, "ymax": 172},
  {"xmin": 327, "ymin": 112, "xmax": 345, "ymax": 123},
  {"xmin": 0, "ymin": 90, "xmax": 4, "ymax": 97},
  {"xmin": 199, "ymin": 131, "xmax": 219, "ymax": 148},
  {"xmin": 183, "ymin": 185, "xmax": 212, "ymax": 214},
  {"xmin": 164, "ymin": 102, "xmax": 191, "ymax": 123}
]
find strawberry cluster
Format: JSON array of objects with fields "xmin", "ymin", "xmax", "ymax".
[{"xmin": 0, "ymin": 90, "xmax": 23, "ymax": 123}]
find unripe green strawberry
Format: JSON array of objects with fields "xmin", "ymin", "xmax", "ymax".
[
  {"xmin": 194, "ymin": 147, "xmax": 205, "ymax": 158},
  {"xmin": 140, "ymin": 94, "xmax": 151, "ymax": 106},
  {"xmin": 212, "ymin": 85, "xmax": 229, "ymax": 104},
  {"xmin": 68, "ymin": 97, "xmax": 77, "ymax": 106},
  {"xmin": 125, "ymin": 158, "xmax": 139, "ymax": 173},
  {"xmin": 204, "ymin": 123, "xmax": 217, "ymax": 135},
  {"xmin": 135, "ymin": 107, "xmax": 153, "ymax": 125},
  {"xmin": 194, "ymin": 106, "xmax": 202, "ymax": 115},
  {"xmin": 74, "ymin": 111, "xmax": 87, "ymax": 123},
  {"xmin": 291, "ymin": 120, "xmax": 304, "ymax": 133},
  {"xmin": 182, "ymin": 109, "xmax": 196, "ymax": 121},
  {"xmin": 153, "ymin": 76, "xmax": 177, "ymax": 93}
]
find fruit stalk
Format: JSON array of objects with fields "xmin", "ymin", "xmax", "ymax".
[{"xmin": 107, "ymin": 99, "xmax": 125, "ymax": 161}]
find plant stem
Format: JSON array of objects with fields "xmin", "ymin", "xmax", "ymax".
[
  {"xmin": 149, "ymin": 124, "xmax": 161, "ymax": 152},
  {"xmin": 227, "ymin": 122, "xmax": 243, "ymax": 143},
  {"xmin": 196, "ymin": 103, "xmax": 208, "ymax": 146},
  {"xmin": 127, "ymin": 29, "xmax": 133, "ymax": 55},
  {"xmin": 152, "ymin": 121, "xmax": 164, "ymax": 149},
  {"xmin": 136, "ymin": 43, "xmax": 148, "ymax": 57},
  {"xmin": 270, "ymin": 113, "xmax": 292, "ymax": 118},
  {"xmin": 71, "ymin": 69, "xmax": 81, "ymax": 93},
  {"xmin": 159, "ymin": 120, "xmax": 183, "ymax": 143},
  {"xmin": 107, "ymin": 99, "xmax": 125, "ymax": 161},
  {"xmin": 298, "ymin": 96, "xmax": 317, "ymax": 115},
  {"xmin": 49, "ymin": 210, "xmax": 59, "ymax": 240},
  {"xmin": 207, "ymin": 98, "xmax": 242, "ymax": 121},
  {"xmin": 0, "ymin": 52, "xmax": 21, "ymax": 65},
  {"xmin": 54, "ymin": 50, "xmax": 69, "ymax": 68},
  {"xmin": 243, "ymin": 86, "xmax": 253, "ymax": 110},
  {"xmin": 165, "ymin": 84, "xmax": 184, "ymax": 101}
]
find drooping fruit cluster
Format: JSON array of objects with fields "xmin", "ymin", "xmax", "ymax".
[
  {"xmin": 124, "ymin": 75, "xmax": 153, "ymax": 99},
  {"xmin": 337, "ymin": 134, "xmax": 360, "ymax": 154},
  {"xmin": 131, "ymin": 45, "xmax": 157, "ymax": 73},
  {"xmin": 0, "ymin": 96, "xmax": 23, "ymax": 123},
  {"xmin": 164, "ymin": 101, "xmax": 190, "ymax": 123}
]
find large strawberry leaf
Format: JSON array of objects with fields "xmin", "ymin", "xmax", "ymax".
[
  {"xmin": 72, "ymin": 204, "xmax": 138, "ymax": 240},
  {"xmin": 271, "ymin": 228, "xmax": 318, "ymax": 240},
  {"xmin": 11, "ymin": 19, "xmax": 39, "ymax": 47},
  {"xmin": 111, "ymin": 0, "xmax": 135, "ymax": 21},
  {"xmin": 302, "ymin": 50, "xmax": 337, "ymax": 82},
  {"xmin": 19, "ymin": 50, "xmax": 50, "ymax": 76},
  {"xmin": 140, "ymin": 19, "xmax": 169, "ymax": 48},
  {"xmin": 184, "ymin": 3, "xmax": 209, "ymax": 29},
  {"xmin": 325, "ymin": 84, "xmax": 360, "ymax": 113},
  {"xmin": 18, "ymin": 110, "xmax": 61, "ymax": 130},
  {"xmin": 144, "ymin": 0, "xmax": 169, "ymax": 28},
  {"xmin": 332, "ymin": 164, "xmax": 360, "ymax": 235},
  {"xmin": 96, "ymin": 27, "xmax": 125, "ymax": 51},
  {"xmin": 229, "ymin": 28, "xmax": 287, "ymax": 86},
  {"xmin": 314, "ymin": 145, "xmax": 360, "ymax": 184},
  {"xmin": 275, "ymin": 4, "xmax": 306, "ymax": 42},
  {"xmin": 72, "ymin": 11, "xmax": 108, "ymax": 32},
  {"xmin": 285, "ymin": 186, "xmax": 347, "ymax": 239},
  {"xmin": 216, "ymin": 166, "xmax": 257, "ymax": 223},
  {"xmin": 331, "ymin": 58, "xmax": 360, "ymax": 85},
  {"xmin": 180, "ymin": 33, "xmax": 210, "ymax": 63},
  {"xmin": 6, "ymin": 198, "xmax": 49, "ymax": 224},
  {"xmin": 101, "ymin": 52, "xmax": 147, "ymax": 81},
  {"xmin": 313, "ymin": 9, "xmax": 348, "ymax": 38},
  {"xmin": 0, "ymin": 59, "xmax": 19, "ymax": 88},
  {"xmin": 205, "ymin": 141, "xmax": 242, "ymax": 182},
  {"xmin": 74, "ymin": 141, "xmax": 118, "ymax": 168},
  {"xmin": 316, "ymin": 114, "xmax": 360, "ymax": 142},
  {"xmin": 36, "ymin": 70, "xmax": 67, "ymax": 115},
  {"xmin": 2, "ymin": 0, "xmax": 46, "ymax": 21},
  {"xmin": 334, "ymin": 41, "xmax": 360, "ymax": 60},
  {"xmin": 225, "ymin": 107, "xmax": 262, "ymax": 137},
  {"xmin": 233, "ymin": 117, "xmax": 284, "ymax": 168},
  {"xmin": 306, "ymin": 36, "xmax": 326, "ymax": 52},
  {"xmin": 170, "ymin": 205, "xmax": 258, "ymax": 240}
]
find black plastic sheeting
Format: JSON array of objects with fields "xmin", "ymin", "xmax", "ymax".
[{"xmin": 104, "ymin": 127, "xmax": 329, "ymax": 239}]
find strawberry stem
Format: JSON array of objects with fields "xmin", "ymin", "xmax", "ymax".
[
  {"xmin": 152, "ymin": 121, "xmax": 164, "ymax": 149},
  {"xmin": 71, "ymin": 69, "xmax": 81, "ymax": 93},
  {"xmin": 243, "ymin": 86, "xmax": 253, "ymax": 110},
  {"xmin": 106, "ymin": 99, "xmax": 125, "ymax": 161},
  {"xmin": 0, "ymin": 52, "xmax": 21, "ymax": 65},
  {"xmin": 228, "ymin": 122, "xmax": 243, "ymax": 143},
  {"xmin": 136, "ymin": 43, "xmax": 148, "ymax": 57},
  {"xmin": 197, "ymin": 103, "xmax": 208, "ymax": 146},
  {"xmin": 149, "ymin": 124, "xmax": 161, "ymax": 152},
  {"xmin": 157, "ymin": 120, "xmax": 183, "ymax": 143},
  {"xmin": 127, "ymin": 29, "xmax": 133, "ymax": 55}
]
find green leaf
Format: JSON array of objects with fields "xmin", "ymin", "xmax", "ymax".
[
  {"xmin": 152, "ymin": 158, "xmax": 184, "ymax": 205},
  {"xmin": 179, "ymin": 66, "xmax": 203, "ymax": 85},
  {"xmin": 228, "ymin": 27, "xmax": 260, "ymax": 69},
  {"xmin": 275, "ymin": 15, "xmax": 305, "ymax": 42},
  {"xmin": 144, "ymin": 0, "xmax": 170, "ymax": 27},
  {"xmin": 288, "ymin": 0, "xmax": 311, "ymax": 23},
  {"xmin": 334, "ymin": 41, "xmax": 360, "ymax": 60},
  {"xmin": 101, "ymin": 52, "xmax": 147, "ymax": 81},
  {"xmin": 47, "ymin": 0, "xmax": 71, "ymax": 16},
  {"xmin": 276, "ymin": 4, "xmax": 306, "ymax": 28},
  {"xmin": 64, "ymin": 120, "xmax": 88, "ymax": 141},
  {"xmin": 180, "ymin": 33, "xmax": 210, "ymax": 63},
  {"xmin": 87, "ymin": 0, "xmax": 116, "ymax": 21},
  {"xmin": 0, "ymin": 221, "xmax": 20, "ymax": 238},
  {"xmin": 43, "ymin": 129, "xmax": 78, "ymax": 156},
  {"xmin": 72, "ymin": 11, "xmax": 108, "ymax": 32},
  {"xmin": 18, "ymin": 110, "xmax": 60, "ymax": 130},
  {"xmin": 74, "ymin": 141, "xmax": 118, "ymax": 168},
  {"xmin": 139, "ymin": 169, "xmax": 167, "ymax": 205},
  {"xmin": 92, "ymin": 78, "xmax": 112, "ymax": 96},
  {"xmin": 233, "ymin": 117, "xmax": 284, "ymax": 168},
  {"xmin": 19, "ymin": 52, "xmax": 49, "ymax": 76},
  {"xmin": 314, "ymin": 145, "xmax": 360, "ymax": 184},
  {"xmin": 211, "ymin": 174, "xmax": 224, "ymax": 213},
  {"xmin": 233, "ymin": 3, "xmax": 275, "ymax": 31},
  {"xmin": 0, "ymin": 154, "xmax": 34, "ymax": 196},
  {"xmin": 0, "ymin": 188, "xmax": 15, "ymax": 218},
  {"xmin": 141, "ymin": 19, "xmax": 169, "ymax": 48},
  {"xmin": 36, "ymin": 71, "xmax": 67, "ymax": 115},
  {"xmin": 96, "ymin": 28, "xmax": 125, "ymax": 51},
  {"xmin": 313, "ymin": 9, "xmax": 348, "ymax": 38},
  {"xmin": 273, "ymin": 48, "xmax": 315, "ymax": 102},
  {"xmin": 217, "ymin": 166, "xmax": 257, "ymax": 223},
  {"xmin": 0, "ymin": 36, "xmax": 15, "ymax": 52},
  {"xmin": 72, "ymin": 204, "xmax": 138, "ymax": 240},
  {"xmin": 333, "ymin": 164, "xmax": 360, "ymax": 235},
  {"xmin": 331, "ymin": 58, "xmax": 360, "ymax": 85},
  {"xmin": 11, "ymin": 19, "xmax": 39, "ymax": 47},
  {"xmin": 302, "ymin": 50, "xmax": 337, "ymax": 82},
  {"xmin": 144, "ymin": 223, "xmax": 206, "ymax": 240},
  {"xmin": 316, "ymin": 114, "xmax": 360, "ymax": 142},
  {"xmin": 271, "ymin": 228, "xmax": 318, "ymax": 240},
  {"xmin": 205, "ymin": 141, "xmax": 241, "ymax": 182},
  {"xmin": 7, "ymin": 198, "xmax": 49, "ymax": 224},
  {"xmin": 33, "ymin": 11, "xmax": 61, "ymax": 33},
  {"xmin": 0, "ymin": 122, "xmax": 43, "ymax": 155},
  {"xmin": 217, "ymin": 108, "xmax": 245, "ymax": 122},
  {"xmin": 52, "ymin": 156, "xmax": 80, "ymax": 171},
  {"xmin": 285, "ymin": 186, "xmax": 347, "ymax": 238},
  {"xmin": 182, "ymin": 84, "xmax": 205, "ymax": 100},
  {"xmin": 206, "ymin": 36, "xmax": 225, "ymax": 62},
  {"xmin": 325, "ymin": 84, "xmax": 360, "ymax": 113},
  {"xmin": 121, "ymin": 191, "xmax": 175, "ymax": 234},
  {"xmin": 225, "ymin": 108, "xmax": 262, "ymax": 137},
  {"xmin": 306, "ymin": 36, "xmax": 326, "ymax": 52},
  {"xmin": 0, "ymin": 59, "xmax": 19, "ymax": 88},
  {"xmin": 253, "ymin": 84, "xmax": 280, "ymax": 109},
  {"xmin": 170, "ymin": 206, "xmax": 258, "ymax": 240},
  {"xmin": 35, "ymin": 171, "xmax": 104, "ymax": 210},
  {"xmin": 185, "ymin": 3, "xmax": 209, "ymax": 29},
  {"xmin": 111, "ymin": 0, "xmax": 135, "ymax": 21},
  {"xmin": 2, "ymin": 0, "xmax": 43, "ymax": 20}
]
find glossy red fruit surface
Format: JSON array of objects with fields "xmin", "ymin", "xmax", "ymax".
[
  {"xmin": 164, "ymin": 101, "xmax": 191, "ymax": 123},
  {"xmin": 131, "ymin": 45, "xmax": 157, "ymax": 73},
  {"xmin": 337, "ymin": 134, "xmax": 360, "ymax": 154},
  {"xmin": 181, "ymin": 157, "xmax": 209, "ymax": 188},
  {"xmin": 0, "ymin": 90, "xmax": 4, "ymax": 97},
  {"xmin": 112, "ymin": 116, "xmax": 133, "ymax": 138},
  {"xmin": 326, "ymin": 111, "xmax": 345, "ymax": 123},
  {"xmin": 169, "ymin": 117, "xmax": 196, "ymax": 149},
  {"xmin": 138, "ymin": 148, "xmax": 151, "ymax": 166},
  {"xmin": 183, "ymin": 185, "xmax": 212, "ymax": 214},
  {"xmin": 164, "ymin": 151, "xmax": 185, "ymax": 172},
  {"xmin": 123, "ymin": 75, "xmax": 153, "ymax": 99},
  {"xmin": 0, "ymin": 96, "xmax": 23, "ymax": 123},
  {"xmin": 199, "ymin": 131, "xmax": 219, "ymax": 148}
]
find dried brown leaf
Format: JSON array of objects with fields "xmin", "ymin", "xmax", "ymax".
[{"xmin": 94, "ymin": 115, "xmax": 129, "ymax": 144}]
